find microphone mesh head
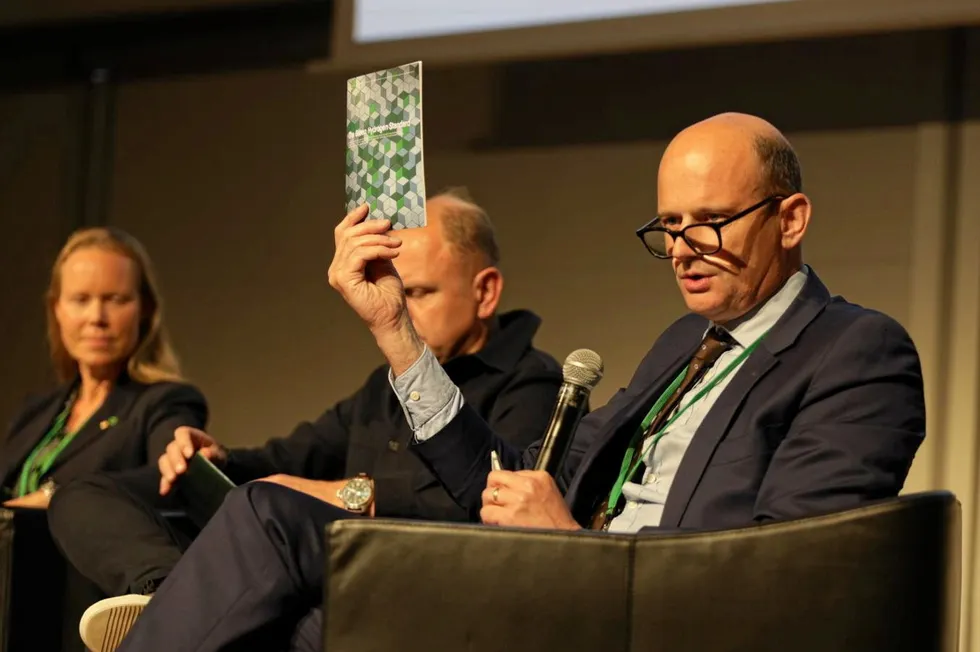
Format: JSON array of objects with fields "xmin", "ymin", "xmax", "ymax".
[{"xmin": 562, "ymin": 349, "xmax": 604, "ymax": 390}]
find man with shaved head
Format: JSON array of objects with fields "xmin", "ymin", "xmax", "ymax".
[
  {"xmin": 107, "ymin": 114, "xmax": 924, "ymax": 651},
  {"xmin": 49, "ymin": 189, "xmax": 563, "ymax": 652}
]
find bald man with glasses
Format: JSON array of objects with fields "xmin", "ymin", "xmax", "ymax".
[
  {"xmin": 337, "ymin": 111, "xmax": 926, "ymax": 534},
  {"xmin": 107, "ymin": 113, "xmax": 925, "ymax": 652}
]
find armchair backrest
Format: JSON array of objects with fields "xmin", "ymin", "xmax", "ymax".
[{"xmin": 630, "ymin": 491, "xmax": 961, "ymax": 652}]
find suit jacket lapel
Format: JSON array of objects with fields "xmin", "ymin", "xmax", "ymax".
[
  {"xmin": 52, "ymin": 379, "xmax": 140, "ymax": 470},
  {"xmin": 658, "ymin": 271, "xmax": 834, "ymax": 528},
  {"xmin": 567, "ymin": 332, "xmax": 701, "ymax": 516},
  {"xmin": 599, "ymin": 349, "xmax": 692, "ymax": 450},
  {"xmin": 658, "ymin": 350, "xmax": 778, "ymax": 527},
  {"xmin": 0, "ymin": 385, "xmax": 74, "ymax": 490}
]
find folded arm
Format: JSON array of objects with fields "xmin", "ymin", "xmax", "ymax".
[{"xmin": 223, "ymin": 400, "xmax": 354, "ymax": 484}]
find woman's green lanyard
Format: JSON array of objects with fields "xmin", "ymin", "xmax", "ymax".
[
  {"xmin": 604, "ymin": 330, "xmax": 769, "ymax": 517},
  {"xmin": 15, "ymin": 392, "xmax": 80, "ymax": 497}
]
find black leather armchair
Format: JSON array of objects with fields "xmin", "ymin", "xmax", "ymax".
[
  {"xmin": 0, "ymin": 507, "xmax": 197, "ymax": 652},
  {"xmin": 0, "ymin": 508, "xmax": 104, "ymax": 652},
  {"xmin": 323, "ymin": 492, "xmax": 960, "ymax": 652}
]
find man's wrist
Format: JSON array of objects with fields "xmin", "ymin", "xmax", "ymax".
[
  {"xmin": 372, "ymin": 314, "xmax": 426, "ymax": 376},
  {"xmin": 336, "ymin": 474, "xmax": 376, "ymax": 514}
]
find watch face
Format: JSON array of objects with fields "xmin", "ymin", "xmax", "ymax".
[{"xmin": 341, "ymin": 477, "xmax": 373, "ymax": 507}]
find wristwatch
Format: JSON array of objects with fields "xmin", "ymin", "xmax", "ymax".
[{"xmin": 337, "ymin": 474, "xmax": 374, "ymax": 513}]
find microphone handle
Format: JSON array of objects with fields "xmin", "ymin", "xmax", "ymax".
[{"xmin": 534, "ymin": 383, "xmax": 591, "ymax": 477}]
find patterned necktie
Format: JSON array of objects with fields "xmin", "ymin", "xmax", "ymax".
[
  {"xmin": 589, "ymin": 328, "xmax": 734, "ymax": 530},
  {"xmin": 642, "ymin": 328, "xmax": 733, "ymax": 439}
]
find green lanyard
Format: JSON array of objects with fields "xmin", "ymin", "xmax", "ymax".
[
  {"xmin": 15, "ymin": 393, "xmax": 80, "ymax": 497},
  {"xmin": 604, "ymin": 330, "xmax": 769, "ymax": 517}
]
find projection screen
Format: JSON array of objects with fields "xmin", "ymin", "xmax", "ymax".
[{"xmin": 324, "ymin": 0, "xmax": 980, "ymax": 70}]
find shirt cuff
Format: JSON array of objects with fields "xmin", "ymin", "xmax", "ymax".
[{"xmin": 388, "ymin": 346, "xmax": 465, "ymax": 442}]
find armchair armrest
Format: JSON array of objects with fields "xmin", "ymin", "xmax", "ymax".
[
  {"xmin": 324, "ymin": 519, "xmax": 633, "ymax": 652},
  {"xmin": 0, "ymin": 507, "xmax": 104, "ymax": 652}
]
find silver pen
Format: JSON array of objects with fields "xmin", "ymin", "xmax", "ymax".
[{"xmin": 490, "ymin": 450, "xmax": 503, "ymax": 472}]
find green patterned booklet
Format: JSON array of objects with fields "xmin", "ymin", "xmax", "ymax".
[{"xmin": 346, "ymin": 61, "xmax": 426, "ymax": 229}]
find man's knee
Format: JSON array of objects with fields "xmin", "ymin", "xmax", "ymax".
[
  {"xmin": 219, "ymin": 482, "xmax": 352, "ymax": 545},
  {"xmin": 220, "ymin": 481, "xmax": 301, "ymax": 525}
]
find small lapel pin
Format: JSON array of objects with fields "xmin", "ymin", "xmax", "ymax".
[{"xmin": 99, "ymin": 416, "xmax": 119, "ymax": 431}]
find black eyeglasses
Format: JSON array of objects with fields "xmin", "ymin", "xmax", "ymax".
[{"xmin": 635, "ymin": 195, "xmax": 784, "ymax": 259}]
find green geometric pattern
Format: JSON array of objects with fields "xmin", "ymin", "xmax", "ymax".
[{"xmin": 346, "ymin": 61, "xmax": 426, "ymax": 229}]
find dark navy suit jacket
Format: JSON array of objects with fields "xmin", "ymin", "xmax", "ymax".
[{"xmin": 413, "ymin": 271, "xmax": 925, "ymax": 531}]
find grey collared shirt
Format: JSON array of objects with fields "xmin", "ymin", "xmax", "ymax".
[{"xmin": 390, "ymin": 267, "xmax": 809, "ymax": 534}]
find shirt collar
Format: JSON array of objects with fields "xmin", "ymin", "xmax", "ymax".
[
  {"xmin": 445, "ymin": 309, "xmax": 543, "ymax": 373},
  {"xmin": 712, "ymin": 265, "xmax": 809, "ymax": 348}
]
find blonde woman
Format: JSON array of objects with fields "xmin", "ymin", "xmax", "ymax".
[{"xmin": 0, "ymin": 227, "xmax": 207, "ymax": 509}]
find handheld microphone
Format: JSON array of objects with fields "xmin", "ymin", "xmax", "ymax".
[{"xmin": 534, "ymin": 349, "xmax": 604, "ymax": 478}]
